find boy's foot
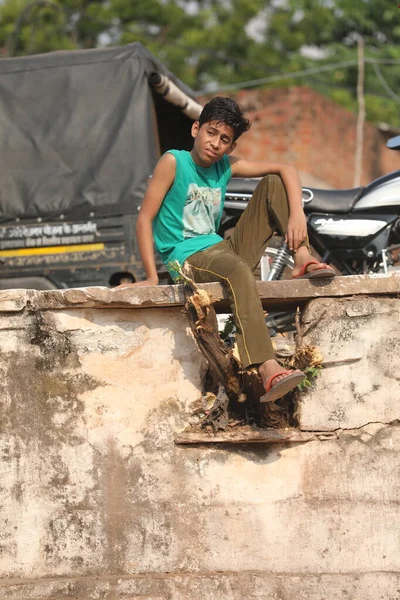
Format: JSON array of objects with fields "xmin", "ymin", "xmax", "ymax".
[
  {"xmin": 292, "ymin": 246, "xmax": 335, "ymax": 280},
  {"xmin": 258, "ymin": 360, "xmax": 305, "ymax": 403},
  {"xmin": 292, "ymin": 260, "xmax": 335, "ymax": 279}
]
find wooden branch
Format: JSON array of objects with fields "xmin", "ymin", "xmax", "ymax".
[
  {"xmin": 295, "ymin": 306, "xmax": 302, "ymax": 348},
  {"xmin": 322, "ymin": 357, "xmax": 363, "ymax": 367}
]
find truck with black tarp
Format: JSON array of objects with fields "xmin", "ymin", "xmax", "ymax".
[{"xmin": 0, "ymin": 42, "xmax": 202, "ymax": 289}]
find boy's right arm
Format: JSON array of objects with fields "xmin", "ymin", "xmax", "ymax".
[{"xmin": 117, "ymin": 153, "xmax": 176, "ymax": 288}]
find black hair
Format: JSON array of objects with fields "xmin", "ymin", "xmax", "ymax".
[{"xmin": 198, "ymin": 96, "xmax": 251, "ymax": 142}]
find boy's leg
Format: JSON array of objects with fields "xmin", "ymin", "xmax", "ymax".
[
  {"xmin": 227, "ymin": 174, "xmax": 310, "ymax": 270},
  {"xmin": 186, "ymin": 241, "xmax": 274, "ymax": 368},
  {"xmin": 185, "ymin": 175, "xmax": 312, "ymax": 397}
]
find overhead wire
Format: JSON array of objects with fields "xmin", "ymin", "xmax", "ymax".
[
  {"xmin": 195, "ymin": 59, "xmax": 359, "ymax": 94},
  {"xmin": 304, "ymin": 75, "xmax": 394, "ymax": 103},
  {"xmin": 371, "ymin": 62, "xmax": 400, "ymax": 105},
  {"xmin": 195, "ymin": 57, "xmax": 400, "ymax": 95}
]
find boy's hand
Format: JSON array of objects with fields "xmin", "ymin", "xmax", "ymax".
[{"xmin": 285, "ymin": 212, "xmax": 307, "ymax": 251}]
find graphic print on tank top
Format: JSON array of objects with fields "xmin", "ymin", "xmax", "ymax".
[{"xmin": 182, "ymin": 183, "xmax": 221, "ymax": 238}]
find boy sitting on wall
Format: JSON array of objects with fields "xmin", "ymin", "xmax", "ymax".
[{"xmin": 120, "ymin": 97, "xmax": 334, "ymax": 402}]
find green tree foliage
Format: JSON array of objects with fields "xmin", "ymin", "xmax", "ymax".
[
  {"xmin": 1, "ymin": 0, "xmax": 399, "ymax": 126},
  {"xmin": 0, "ymin": 0, "xmax": 110, "ymax": 56},
  {"xmin": 277, "ymin": 0, "xmax": 400, "ymax": 126},
  {"xmin": 111, "ymin": 0, "xmax": 271, "ymax": 89}
]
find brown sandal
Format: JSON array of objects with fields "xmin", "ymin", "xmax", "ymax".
[
  {"xmin": 260, "ymin": 369, "xmax": 305, "ymax": 403},
  {"xmin": 292, "ymin": 260, "xmax": 335, "ymax": 280}
]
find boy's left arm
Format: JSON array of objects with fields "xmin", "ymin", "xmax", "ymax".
[{"xmin": 229, "ymin": 156, "xmax": 307, "ymax": 251}]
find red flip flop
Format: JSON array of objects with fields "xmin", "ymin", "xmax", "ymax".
[
  {"xmin": 260, "ymin": 369, "xmax": 305, "ymax": 403},
  {"xmin": 293, "ymin": 260, "xmax": 335, "ymax": 280}
]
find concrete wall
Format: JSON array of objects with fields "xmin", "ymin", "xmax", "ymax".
[{"xmin": 0, "ymin": 286, "xmax": 399, "ymax": 599}]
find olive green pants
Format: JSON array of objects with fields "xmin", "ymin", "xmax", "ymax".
[{"xmin": 186, "ymin": 174, "xmax": 308, "ymax": 368}]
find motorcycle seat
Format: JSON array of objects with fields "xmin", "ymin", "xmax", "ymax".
[
  {"xmin": 306, "ymin": 187, "xmax": 364, "ymax": 214},
  {"xmin": 226, "ymin": 177, "xmax": 260, "ymax": 196},
  {"xmin": 226, "ymin": 178, "xmax": 365, "ymax": 214}
]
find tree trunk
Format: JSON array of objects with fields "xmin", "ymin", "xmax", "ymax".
[
  {"xmin": 180, "ymin": 265, "xmax": 294, "ymax": 430},
  {"xmin": 182, "ymin": 268, "xmax": 242, "ymax": 399}
]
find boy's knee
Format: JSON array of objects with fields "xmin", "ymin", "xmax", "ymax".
[
  {"xmin": 255, "ymin": 174, "xmax": 284, "ymax": 196},
  {"xmin": 262, "ymin": 174, "xmax": 283, "ymax": 187}
]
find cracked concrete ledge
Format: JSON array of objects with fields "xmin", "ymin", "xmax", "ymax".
[
  {"xmin": 0, "ymin": 272, "xmax": 400, "ymax": 312},
  {"xmin": 175, "ymin": 421, "xmax": 400, "ymax": 445},
  {"xmin": 174, "ymin": 427, "xmax": 335, "ymax": 445},
  {"xmin": 1, "ymin": 572, "xmax": 400, "ymax": 600}
]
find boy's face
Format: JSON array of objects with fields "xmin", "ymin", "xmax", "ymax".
[{"xmin": 191, "ymin": 120, "xmax": 236, "ymax": 167}]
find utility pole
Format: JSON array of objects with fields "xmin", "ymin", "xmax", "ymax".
[{"xmin": 353, "ymin": 35, "xmax": 365, "ymax": 187}]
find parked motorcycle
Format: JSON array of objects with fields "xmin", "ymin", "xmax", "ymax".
[
  {"xmin": 220, "ymin": 135, "xmax": 400, "ymax": 336},
  {"xmin": 222, "ymin": 135, "xmax": 400, "ymax": 281}
]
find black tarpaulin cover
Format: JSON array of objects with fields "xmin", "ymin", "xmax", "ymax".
[{"xmin": 0, "ymin": 43, "xmax": 196, "ymax": 220}]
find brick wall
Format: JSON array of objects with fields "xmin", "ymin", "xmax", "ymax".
[{"xmin": 200, "ymin": 87, "xmax": 400, "ymax": 189}]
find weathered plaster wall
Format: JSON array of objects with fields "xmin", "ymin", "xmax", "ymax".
[
  {"xmin": 0, "ymin": 287, "xmax": 399, "ymax": 599},
  {"xmin": 298, "ymin": 296, "xmax": 400, "ymax": 430}
]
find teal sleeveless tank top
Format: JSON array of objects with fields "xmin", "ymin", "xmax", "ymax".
[{"xmin": 153, "ymin": 150, "xmax": 232, "ymax": 270}]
